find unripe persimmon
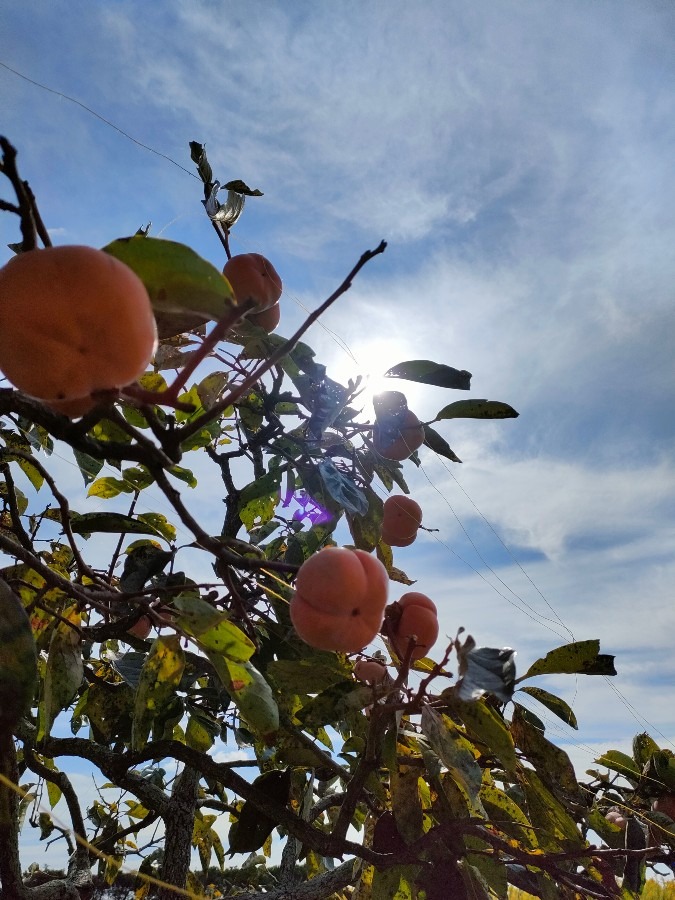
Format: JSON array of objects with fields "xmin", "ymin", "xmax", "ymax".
[
  {"xmin": 248, "ymin": 301, "xmax": 281, "ymax": 333},
  {"xmin": 222, "ymin": 253, "xmax": 282, "ymax": 313},
  {"xmin": 391, "ymin": 592, "xmax": 439, "ymax": 661},
  {"xmin": 373, "ymin": 408, "xmax": 425, "ymax": 461},
  {"xmin": 381, "ymin": 495, "xmax": 423, "ymax": 547},
  {"xmin": 290, "ymin": 547, "xmax": 389, "ymax": 653},
  {"xmin": 0, "ymin": 246, "xmax": 157, "ymax": 414}
]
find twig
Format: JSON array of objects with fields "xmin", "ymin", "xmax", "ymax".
[{"xmin": 171, "ymin": 241, "xmax": 387, "ymax": 451}]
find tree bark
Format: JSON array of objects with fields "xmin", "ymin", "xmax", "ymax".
[
  {"xmin": 157, "ymin": 765, "xmax": 199, "ymax": 900},
  {"xmin": 0, "ymin": 731, "xmax": 27, "ymax": 900}
]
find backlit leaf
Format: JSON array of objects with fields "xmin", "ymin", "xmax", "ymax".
[
  {"xmin": 422, "ymin": 424, "xmax": 462, "ymax": 462},
  {"xmin": 384, "ymin": 360, "xmax": 472, "ymax": 390},
  {"xmin": 433, "ymin": 399, "xmax": 519, "ymax": 421},
  {"xmin": 103, "ymin": 236, "xmax": 237, "ymax": 337}
]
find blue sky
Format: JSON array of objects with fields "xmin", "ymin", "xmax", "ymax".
[{"xmin": 2, "ymin": 0, "xmax": 675, "ymax": 872}]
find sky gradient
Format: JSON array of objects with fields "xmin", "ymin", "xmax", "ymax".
[{"xmin": 2, "ymin": 0, "xmax": 675, "ymax": 871}]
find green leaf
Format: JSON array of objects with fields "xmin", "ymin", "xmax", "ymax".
[
  {"xmin": 348, "ymin": 487, "xmax": 384, "ymax": 552},
  {"xmin": 69, "ymin": 512, "xmax": 169, "ymax": 540},
  {"xmin": 119, "ymin": 545, "xmax": 172, "ymax": 593},
  {"xmin": 520, "ymin": 640, "xmax": 616, "ymax": 680},
  {"xmin": 16, "ymin": 456, "xmax": 44, "ymax": 491},
  {"xmin": 227, "ymin": 769, "xmax": 291, "ymax": 855},
  {"xmin": 103, "ymin": 236, "xmax": 237, "ymax": 338},
  {"xmin": 186, "ymin": 710, "xmax": 220, "ymax": 753},
  {"xmin": 519, "ymin": 768, "xmax": 584, "ymax": 851},
  {"xmin": 168, "ymin": 465, "xmax": 197, "ymax": 488},
  {"xmin": 87, "ymin": 476, "xmax": 136, "ymax": 499},
  {"xmin": 38, "ymin": 609, "xmax": 83, "ymax": 740},
  {"xmin": 173, "ymin": 595, "xmax": 255, "ymax": 663},
  {"xmin": 207, "ymin": 656, "xmax": 279, "ymax": 741},
  {"xmin": 420, "ymin": 707, "xmax": 482, "ymax": 805},
  {"xmin": 196, "ymin": 371, "xmax": 230, "ymax": 409},
  {"xmin": 422, "ymin": 423, "xmax": 462, "ymax": 462},
  {"xmin": 137, "ymin": 513, "xmax": 177, "ymax": 542},
  {"xmin": 433, "ymin": 399, "xmax": 519, "ymax": 421},
  {"xmin": 479, "ymin": 780, "xmax": 539, "ymax": 850},
  {"xmin": 372, "ymin": 866, "xmax": 416, "ymax": 900},
  {"xmin": 0, "ymin": 578, "xmax": 38, "ymax": 729},
  {"xmin": 238, "ymin": 471, "xmax": 282, "ymax": 532},
  {"xmin": 632, "ymin": 732, "xmax": 661, "ymax": 769},
  {"xmin": 519, "ymin": 686, "xmax": 578, "ymax": 729},
  {"xmin": 267, "ymin": 655, "xmax": 352, "ymax": 696},
  {"xmin": 511, "ymin": 704, "xmax": 583, "ymax": 801},
  {"xmin": 594, "ymin": 749, "xmax": 641, "ymax": 782},
  {"xmin": 446, "ymin": 696, "xmax": 518, "ymax": 774},
  {"xmin": 384, "ymin": 360, "xmax": 472, "ymax": 390},
  {"xmin": 131, "ymin": 635, "xmax": 186, "ymax": 751},
  {"xmin": 121, "ymin": 466, "xmax": 155, "ymax": 492}
]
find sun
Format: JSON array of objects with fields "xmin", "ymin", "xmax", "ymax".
[{"xmin": 324, "ymin": 336, "xmax": 413, "ymax": 416}]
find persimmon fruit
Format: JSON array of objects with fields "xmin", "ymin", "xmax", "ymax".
[
  {"xmin": 222, "ymin": 253, "xmax": 282, "ymax": 313},
  {"xmin": 373, "ymin": 393, "xmax": 425, "ymax": 461},
  {"xmin": 290, "ymin": 547, "xmax": 389, "ymax": 653},
  {"xmin": 0, "ymin": 246, "xmax": 157, "ymax": 413},
  {"xmin": 354, "ymin": 658, "xmax": 388, "ymax": 685},
  {"xmin": 127, "ymin": 615, "xmax": 153, "ymax": 640},
  {"xmin": 248, "ymin": 300, "xmax": 281, "ymax": 333},
  {"xmin": 652, "ymin": 795, "xmax": 675, "ymax": 820},
  {"xmin": 391, "ymin": 592, "xmax": 439, "ymax": 661},
  {"xmin": 381, "ymin": 495, "xmax": 423, "ymax": 547}
]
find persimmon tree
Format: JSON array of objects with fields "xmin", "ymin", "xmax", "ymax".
[{"xmin": 0, "ymin": 136, "xmax": 671, "ymax": 900}]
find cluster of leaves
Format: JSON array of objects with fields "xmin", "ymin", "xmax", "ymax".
[{"xmin": 0, "ymin": 137, "xmax": 670, "ymax": 900}]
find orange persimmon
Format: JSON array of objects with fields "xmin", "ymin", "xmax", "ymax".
[
  {"xmin": 290, "ymin": 547, "xmax": 389, "ymax": 652},
  {"xmin": 391, "ymin": 592, "xmax": 439, "ymax": 661},
  {"xmin": 248, "ymin": 300, "xmax": 281, "ymax": 333},
  {"xmin": 0, "ymin": 246, "xmax": 157, "ymax": 413},
  {"xmin": 222, "ymin": 253, "xmax": 282, "ymax": 313},
  {"xmin": 372, "ymin": 391, "xmax": 425, "ymax": 461},
  {"xmin": 381, "ymin": 495, "xmax": 423, "ymax": 547}
]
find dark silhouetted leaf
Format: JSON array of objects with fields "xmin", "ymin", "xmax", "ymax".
[
  {"xmin": 228, "ymin": 769, "xmax": 291, "ymax": 854},
  {"xmin": 433, "ymin": 400, "xmax": 519, "ymax": 421},
  {"xmin": 385, "ymin": 360, "xmax": 472, "ymax": 390},
  {"xmin": 423, "ymin": 423, "xmax": 462, "ymax": 462},
  {"xmin": 70, "ymin": 512, "xmax": 168, "ymax": 540}
]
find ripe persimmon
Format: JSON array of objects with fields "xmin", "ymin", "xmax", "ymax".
[
  {"xmin": 390, "ymin": 592, "xmax": 439, "ymax": 661},
  {"xmin": 372, "ymin": 392, "xmax": 425, "ymax": 461},
  {"xmin": 0, "ymin": 246, "xmax": 157, "ymax": 413},
  {"xmin": 248, "ymin": 300, "xmax": 280, "ymax": 333},
  {"xmin": 290, "ymin": 547, "xmax": 389, "ymax": 653},
  {"xmin": 381, "ymin": 495, "xmax": 423, "ymax": 547},
  {"xmin": 354, "ymin": 658, "xmax": 388, "ymax": 685},
  {"xmin": 222, "ymin": 253, "xmax": 282, "ymax": 313}
]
